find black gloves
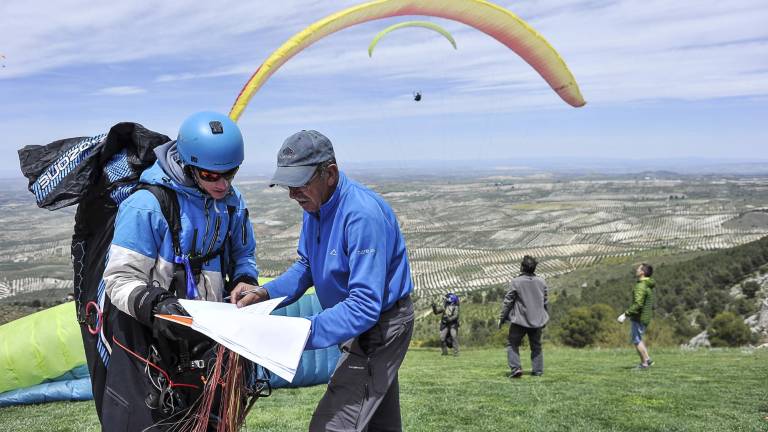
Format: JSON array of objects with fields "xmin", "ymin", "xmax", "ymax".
[
  {"xmin": 152, "ymin": 296, "xmax": 190, "ymax": 341},
  {"xmin": 497, "ymin": 318, "xmax": 505, "ymax": 329},
  {"xmin": 132, "ymin": 284, "xmax": 191, "ymax": 341},
  {"xmin": 154, "ymin": 296, "xmax": 188, "ymax": 316}
]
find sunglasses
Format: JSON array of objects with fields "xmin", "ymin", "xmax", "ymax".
[{"xmin": 196, "ymin": 166, "xmax": 239, "ymax": 182}]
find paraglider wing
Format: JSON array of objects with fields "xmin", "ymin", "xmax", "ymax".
[
  {"xmin": 229, "ymin": 0, "xmax": 586, "ymax": 121},
  {"xmin": 0, "ymin": 288, "xmax": 339, "ymax": 405},
  {"xmin": 0, "ymin": 303, "xmax": 86, "ymax": 395},
  {"xmin": 368, "ymin": 20, "xmax": 457, "ymax": 57}
]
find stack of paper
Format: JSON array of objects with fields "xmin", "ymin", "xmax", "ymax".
[{"xmin": 156, "ymin": 297, "xmax": 310, "ymax": 383}]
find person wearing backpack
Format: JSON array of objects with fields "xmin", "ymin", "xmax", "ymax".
[
  {"xmin": 100, "ymin": 112, "xmax": 259, "ymax": 430},
  {"xmin": 231, "ymin": 130, "xmax": 414, "ymax": 432},
  {"xmin": 498, "ymin": 255, "xmax": 549, "ymax": 378},
  {"xmin": 431, "ymin": 292, "xmax": 460, "ymax": 356}
]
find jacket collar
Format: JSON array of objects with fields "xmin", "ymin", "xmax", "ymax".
[{"xmin": 316, "ymin": 170, "xmax": 346, "ymax": 217}]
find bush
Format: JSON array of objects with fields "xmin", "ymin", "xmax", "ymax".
[
  {"xmin": 560, "ymin": 307, "xmax": 600, "ymax": 347},
  {"xmin": 589, "ymin": 303, "xmax": 615, "ymax": 322},
  {"xmin": 709, "ymin": 311, "xmax": 752, "ymax": 347},
  {"xmin": 731, "ymin": 297, "xmax": 757, "ymax": 316},
  {"xmin": 702, "ymin": 290, "xmax": 729, "ymax": 318},
  {"xmin": 742, "ymin": 281, "xmax": 760, "ymax": 299}
]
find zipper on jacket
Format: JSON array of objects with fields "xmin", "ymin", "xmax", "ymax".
[
  {"xmin": 201, "ymin": 197, "xmax": 212, "ymax": 250},
  {"xmin": 206, "ymin": 215, "xmax": 222, "ymax": 257},
  {"xmin": 241, "ymin": 209, "xmax": 248, "ymax": 246}
]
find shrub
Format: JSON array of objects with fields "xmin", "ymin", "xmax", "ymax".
[
  {"xmin": 731, "ymin": 297, "xmax": 756, "ymax": 316},
  {"xmin": 589, "ymin": 303, "xmax": 615, "ymax": 322},
  {"xmin": 741, "ymin": 281, "xmax": 760, "ymax": 299},
  {"xmin": 560, "ymin": 307, "xmax": 600, "ymax": 347},
  {"xmin": 702, "ymin": 290, "xmax": 729, "ymax": 318},
  {"xmin": 709, "ymin": 311, "xmax": 752, "ymax": 347}
]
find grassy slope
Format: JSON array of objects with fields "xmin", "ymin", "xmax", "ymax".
[{"xmin": 1, "ymin": 347, "xmax": 766, "ymax": 431}]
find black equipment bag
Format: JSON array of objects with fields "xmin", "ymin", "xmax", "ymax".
[{"xmin": 18, "ymin": 122, "xmax": 171, "ymax": 419}]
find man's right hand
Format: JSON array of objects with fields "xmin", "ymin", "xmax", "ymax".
[
  {"xmin": 230, "ymin": 283, "xmax": 269, "ymax": 308},
  {"xmin": 497, "ymin": 318, "xmax": 505, "ymax": 329},
  {"xmin": 152, "ymin": 296, "xmax": 189, "ymax": 341},
  {"xmin": 617, "ymin": 313, "xmax": 627, "ymax": 323}
]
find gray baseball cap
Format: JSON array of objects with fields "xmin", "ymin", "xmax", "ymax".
[{"xmin": 269, "ymin": 130, "xmax": 335, "ymax": 187}]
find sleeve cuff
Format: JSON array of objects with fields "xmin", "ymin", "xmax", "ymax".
[{"xmin": 133, "ymin": 285, "xmax": 173, "ymax": 326}]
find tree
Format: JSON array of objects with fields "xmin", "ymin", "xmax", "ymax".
[{"xmin": 709, "ymin": 311, "xmax": 752, "ymax": 347}]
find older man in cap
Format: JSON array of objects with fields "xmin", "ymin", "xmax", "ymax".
[{"xmin": 231, "ymin": 130, "xmax": 414, "ymax": 432}]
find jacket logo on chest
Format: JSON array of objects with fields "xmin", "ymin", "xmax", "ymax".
[{"xmin": 329, "ymin": 249, "xmax": 337, "ymax": 256}]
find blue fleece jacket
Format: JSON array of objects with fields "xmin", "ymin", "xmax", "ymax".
[{"xmin": 264, "ymin": 171, "xmax": 413, "ymax": 350}]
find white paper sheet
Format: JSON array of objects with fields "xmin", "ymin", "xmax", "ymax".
[{"xmin": 173, "ymin": 297, "xmax": 311, "ymax": 382}]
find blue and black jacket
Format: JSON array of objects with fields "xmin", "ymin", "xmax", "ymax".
[{"xmin": 103, "ymin": 142, "xmax": 258, "ymax": 324}]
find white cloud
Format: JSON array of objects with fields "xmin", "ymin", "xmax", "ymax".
[{"xmin": 94, "ymin": 86, "xmax": 146, "ymax": 95}]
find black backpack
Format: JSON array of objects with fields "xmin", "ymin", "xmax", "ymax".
[{"xmin": 18, "ymin": 123, "xmax": 185, "ymax": 416}]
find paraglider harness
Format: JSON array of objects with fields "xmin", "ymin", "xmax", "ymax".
[
  {"xmin": 132, "ymin": 183, "xmax": 227, "ymax": 414},
  {"xmin": 98, "ymin": 183, "xmax": 272, "ymax": 420}
]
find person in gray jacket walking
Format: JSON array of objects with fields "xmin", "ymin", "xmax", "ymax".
[{"xmin": 498, "ymin": 255, "xmax": 549, "ymax": 378}]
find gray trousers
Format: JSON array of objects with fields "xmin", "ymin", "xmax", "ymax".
[
  {"xmin": 309, "ymin": 297, "xmax": 414, "ymax": 432},
  {"xmin": 506, "ymin": 323, "xmax": 543, "ymax": 374},
  {"xmin": 439, "ymin": 325, "xmax": 459, "ymax": 355}
]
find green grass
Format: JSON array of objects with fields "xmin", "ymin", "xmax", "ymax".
[{"xmin": 1, "ymin": 347, "xmax": 766, "ymax": 431}]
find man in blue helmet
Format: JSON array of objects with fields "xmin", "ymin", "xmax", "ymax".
[
  {"xmin": 432, "ymin": 293, "xmax": 460, "ymax": 356},
  {"xmin": 231, "ymin": 130, "xmax": 414, "ymax": 432},
  {"xmin": 100, "ymin": 112, "xmax": 259, "ymax": 430}
]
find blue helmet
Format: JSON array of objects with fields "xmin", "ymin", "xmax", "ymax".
[
  {"xmin": 177, "ymin": 111, "xmax": 244, "ymax": 171},
  {"xmin": 445, "ymin": 293, "xmax": 459, "ymax": 305}
]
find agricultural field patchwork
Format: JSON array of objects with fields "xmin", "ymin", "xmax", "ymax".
[{"xmin": 1, "ymin": 173, "xmax": 767, "ymax": 300}]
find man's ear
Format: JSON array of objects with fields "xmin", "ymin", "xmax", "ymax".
[{"xmin": 325, "ymin": 164, "xmax": 339, "ymax": 186}]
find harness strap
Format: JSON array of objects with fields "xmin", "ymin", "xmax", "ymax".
[
  {"xmin": 137, "ymin": 184, "xmax": 182, "ymax": 256},
  {"xmin": 138, "ymin": 185, "xmax": 239, "ymax": 300}
]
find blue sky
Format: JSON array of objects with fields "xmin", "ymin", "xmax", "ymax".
[{"xmin": 1, "ymin": 0, "xmax": 767, "ymax": 178}]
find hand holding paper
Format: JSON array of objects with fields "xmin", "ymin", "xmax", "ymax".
[{"xmin": 156, "ymin": 296, "xmax": 310, "ymax": 382}]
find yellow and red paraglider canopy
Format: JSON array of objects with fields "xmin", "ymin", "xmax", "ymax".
[{"xmin": 229, "ymin": 0, "xmax": 586, "ymax": 121}]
